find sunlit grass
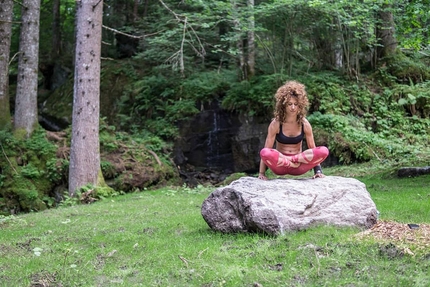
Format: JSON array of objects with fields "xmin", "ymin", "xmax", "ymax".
[{"xmin": 0, "ymin": 166, "xmax": 429, "ymax": 286}]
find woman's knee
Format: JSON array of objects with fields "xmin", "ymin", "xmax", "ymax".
[
  {"xmin": 260, "ymin": 148, "xmax": 274, "ymax": 159},
  {"xmin": 315, "ymin": 146, "xmax": 329, "ymax": 159}
]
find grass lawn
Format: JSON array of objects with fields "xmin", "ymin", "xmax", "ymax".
[{"xmin": 0, "ymin": 166, "xmax": 429, "ymax": 287}]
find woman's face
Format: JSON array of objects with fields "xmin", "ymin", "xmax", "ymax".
[{"xmin": 286, "ymin": 97, "xmax": 299, "ymax": 114}]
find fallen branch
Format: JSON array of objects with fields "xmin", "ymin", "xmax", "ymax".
[
  {"xmin": 197, "ymin": 248, "xmax": 208, "ymax": 258},
  {"xmin": 178, "ymin": 255, "xmax": 189, "ymax": 268},
  {"xmin": 147, "ymin": 150, "xmax": 162, "ymax": 166},
  {"xmin": 0, "ymin": 142, "xmax": 17, "ymax": 174}
]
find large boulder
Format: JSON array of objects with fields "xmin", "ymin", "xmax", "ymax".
[{"xmin": 201, "ymin": 176, "xmax": 378, "ymax": 235}]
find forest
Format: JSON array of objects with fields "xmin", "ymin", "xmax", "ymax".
[{"xmin": 0, "ymin": 0, "xmax": 430, "ymax": 215}]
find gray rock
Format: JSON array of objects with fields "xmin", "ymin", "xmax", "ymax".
[
  {"xmin": 201, "ymin": 176, "xmax": 378, "ymax": 235},
  {"xmin": 397, "ymin": 166, "xmax": 430, "ymax": 177}
]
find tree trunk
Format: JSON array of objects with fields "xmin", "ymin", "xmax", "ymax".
[
  {"xmin": 231, "ymin": 0, "xmax": 246, "ymax": 80},
  {"xmin": 246, "ymin": 0, "xmax": 255, "ymax": 78},
  {"xmin": 376, "ymin": 5, "xmax": 397, "ymax": 59},
  {"xmin": 68, "ymin": 0, "xmax": 103, "ymax": 196},
  {"xmin": 14, "ymin": 0, "xmax": 41, "ymax": 138},
  {"xmin": 52, "ymin": 0, "xmax": 61, "ymax": 59},
  {"xmin": 133, "ymin": 0, "xmax": 139, "ymax": 22},
  {"xmin": 143, "ymin": 0, "xmax": 149, "ymax": 18},
  {"xmin": 0, "ymin": 0, "xmax": 13, "ymax": 130}
]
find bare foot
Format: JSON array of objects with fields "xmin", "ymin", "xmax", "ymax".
[{"xmin": 277, "ymin": 155, "xmax": 300, "ymax": 168}]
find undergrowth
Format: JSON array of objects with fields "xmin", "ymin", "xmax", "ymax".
[{"xmin": 0, "ymin": 122, "xmax": 179, "ymax": 215}]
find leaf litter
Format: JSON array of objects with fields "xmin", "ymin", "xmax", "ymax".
[{"xmin": 356, "ymin": 220, "xmax": 430, "ymax": 256}]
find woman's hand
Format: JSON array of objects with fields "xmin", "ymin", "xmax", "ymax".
[
  {"xmin": 312, "ymin": 172, "xmax": 325, "ymax": 179},
  {"xmin": 258, "ymin": 173, "xmax": 268, "ymax": 180}
]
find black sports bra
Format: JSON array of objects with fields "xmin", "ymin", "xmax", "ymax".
[{"xmin": 276, "ymin": 123, "xmax": 304, "ymax": 145}]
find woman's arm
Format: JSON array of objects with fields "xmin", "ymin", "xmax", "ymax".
[
  {"xmin": 303, "ymin": 119, "xmax": 324, "ymax": 178},
  {"xmin": 303, "ymin": 118, "xmax": 316, "ymax": 149},
  {"xmin": 258, "ymin": 120, "xmax": 278, "ymax": 180}
]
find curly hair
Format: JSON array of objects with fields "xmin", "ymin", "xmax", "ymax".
[{"xmin": 273, "ymin": 80, "xmax": 309, "ymax": 123}]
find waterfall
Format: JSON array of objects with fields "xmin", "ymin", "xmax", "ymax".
[{"xmin": 207, "ymin": 111, "xmax": 221, "ymax": 168}]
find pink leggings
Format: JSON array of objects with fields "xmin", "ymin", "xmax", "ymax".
[{"xmin": 260, "ymin": 146, "xmax": 329, "ymax": 176}]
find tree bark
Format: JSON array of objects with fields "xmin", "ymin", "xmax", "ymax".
[
  {"xmin": 231, "ymin": 0, "xmax": 246, "ymax": 80},
  {"xmin": 246, "ymin": 0, "xmax": 255, "ymax": 78},
  {"xmin": 52, "ymin": 0, "xmax": 61, "ymax": 58},
  {"xmin": 14, "ymin": 0, "xmax": 41, "ymax": 138},
  {"xmin": 143, "ymin": 0, "xmax": 149, "ymax": 18},
  {"xmin": 133, "ymin": 0, "xmax": 139, "ymax": 22},
  {"xmin": 376, "ymin": 5, "xmax": 397, "ymax": 59},
  {"xmin": 0, "ymin": 0, "xmax": 13, "ymax": 130},
  {"xmin": 69, "ymin": 0, "xmax": 103, "ymax": 196}
]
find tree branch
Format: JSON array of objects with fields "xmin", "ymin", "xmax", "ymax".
[
  {"xmin": 157, "ymin": 0, "xmax": 206, "ymax": 75},
  {"xmin": 102, "ymin": 25, "xmax": 144, "ymax": 39}
]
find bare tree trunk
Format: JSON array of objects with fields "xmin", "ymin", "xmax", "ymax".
[
  {"xmin": 133, "ymin": 0, "xmax": 139, "ymax": 22},
  {"xmin": 246, "ymin": 0, "xmax": 255, "ymax": 78},
  {"xmin": 52, "ymin": 0, "xmax": 61, "ymax": 58},
  {"xmin": 376, "ymin": 4, "xmax": 397, "ymax": 59},
  {"xmin": 14, "ymin": 0, "xmax": 41, "ymax": 138},
  {"xmin": 143, "ymin": 0, "xmax": 149, "ymax": 18},
  {"xmin": 231, "ymin": 0, "xmax": 246, "ymax": 80},
  {"xmin": 0, "ymin": 0, "xmax": 13, "ymax": 130},
  {"xmin": 69, "ymin": 0, "xmax": 103, "ymax": 196},
  {"xmin": 237, "ymin": 37, "xmax": 246, "ymax": 80}
]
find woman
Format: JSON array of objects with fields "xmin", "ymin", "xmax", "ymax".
[{"xmin": 258, "ymin": 80, "xmax": 329, "ymax": 180}]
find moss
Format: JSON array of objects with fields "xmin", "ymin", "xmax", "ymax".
[
  {"xmin": 13, "ymin": 128, "xmax": 28, "ymax": 141},
  {"xmin": 0, "ymin": 128, "xmax": 57, "ymax": 214},
  {"xmin": 0, "ymin": 115, "xmax": 11, "ymax": 131},
  {"xmin": 222, "ymin": 172, "xmax": 247, "ymax": 185},
  {"xmin": 385, "ymin": 51, "xmax": 430, "ymax": 83},
  {"xmin": 96, "ymin": 169, "xmax": 117, "ymax": 197}
]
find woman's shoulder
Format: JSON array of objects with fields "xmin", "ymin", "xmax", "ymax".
[
  {"xmin": 301, "ymin": 117, "xmax": 310, "ymax": 125},
  {"xmin": 301, "ymin": 117, "xmax": 313, "ymax": 131},
  {"xmin": 268, "ymin": 119, "xmax": 280, "ymax": 132},
  {"xmin": 269, "ymin": 118, "xmax": 280, "ymax": 126}
]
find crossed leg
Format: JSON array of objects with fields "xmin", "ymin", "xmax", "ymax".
[{"xmin": 260, "ymin": 146, "xmax": 329, "ymax": 176}]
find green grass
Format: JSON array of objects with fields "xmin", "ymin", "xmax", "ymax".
[
  {"xmin": 0, "ymin": 167, "xmax": 429, "ymax": 287},
  {"xmin": 362, "ymin": 175, "xmax": 429, "ymax": 224}
]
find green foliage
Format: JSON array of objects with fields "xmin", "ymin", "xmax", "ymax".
[
  {"xmin": 393, "ymin": 80, "xmax": 430, "ymax": 118},
  {"xmin": 394, "ymin": 0, "xmax": 430, "ymax": 50},
  {"xmin": 74, "ymin": 184, "xmax": 120, "ymax": 200},
  {"xmin": 222, "ymin": 74, "xmax": 288, "ymax": 116},
  {"xmin": 58, "ymin": 193, "xmax": 81, "ymax": 207},
  {"xmin": 0, "ymin": 128, "xmax": 58, "ymax": 213},
  {"xmin": 308, "ymin": 112, "xmax": 428, "ymax": 164},
  {"xmin": 118, "ymin": 74, "xmax": 199, "ymax": 138},
  {"xmin": 100, "ymin": 160, "xmax": 116, "ymax": 179},
  {"xmin": 20, "ymin": 163, "xmax": 41, "ymax": 179},
  {"xmin": 95, "ymin": 186, "xmax": 122, "ymax": 199},
  {"xmin": 180, "ymin": 70, "xmax": 234, "ymax": 102},
  {"xmin": 118, "ymin": 70, "xmax": 237, "ymax": 138},
  {"xmin": 300, "ymin": 72, "xmax": 353, "ymax": 115},
  {"xmin": 98, "ymin": 121, "xmax": 179, "ymax": 192},
  {"xmin": 222, "ymin": 172, "xmax": 248, "ymax": 185},
  {"xmin": 46, "ymin": 158, "xmax": 68, "ymax": 185},
  {"xmin": 383, "ymin": 51, "xmax": 430, "ymax": 83}
]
